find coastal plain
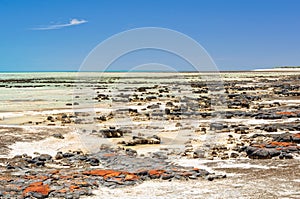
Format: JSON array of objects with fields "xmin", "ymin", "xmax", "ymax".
[{"xmin": 0, "ymin": 71, "xmax": 299, "ymax": 198}]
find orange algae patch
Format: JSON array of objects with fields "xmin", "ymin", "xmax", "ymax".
[
  {"xmin": 276, "ymin": 111, "xmax": 297, "ymax": 115},
  {"xmin": 111, "ymin": 177, "xmax": 123, "ymax": 182},
  {"xmin": 102, "ymin": 153, "xmax": 116, "ymax": 157},
  {"xmin": 180, "ymin": 171, "xmax": 194, "ymax": 177},
  {"xmin": 57, "ymin": 189, "xmax": 67, "ymax": 193},
  {"xmin": 83, "ymin": 169, "xmax": 122, "ymax": 177},
  {"xmin": 125, "ymin": 174, "xmax": 139, "ymax": 181},
  {"xmin": 251, "ymin": 144, "xmax": 266, "ymax": 148},
  {"xmin": 74, "ymin": 181, "xmax": 89, "ymax": 186},
  {"xmin": 269, "ymin": 141, "xmax": 296, "ymax": 147},
  {"xmin": 148, "ymin": 170, "xmax": 166, "ymax": 177},
  {"xmin": 293, "ymin": 133, "xmax": 300, "ymax": 138},
  {"xmin": 69, "ymin": 185, "xmax": 80, "ymax": 192},
  {"xmin": 60, "ymin": 175, "xmax": 74, "ymax": 179},
  {"xmin": 50, "ymin": 170, "xmax": 60, "ymax": 175},
  {"xmin": 23, "ymin": 182, "xmax": 50, "ymax": 196},
  {"xmin": 105, "ymin": 171, "xmax": 123, "ymax": 178}
]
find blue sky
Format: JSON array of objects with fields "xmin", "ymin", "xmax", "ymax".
[{"xmin": 0, "ymin": 0, "xmax": 299, "ymax": 71}]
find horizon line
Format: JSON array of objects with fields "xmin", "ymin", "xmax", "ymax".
[{"xmin": 0, "ymin": 69, "xmax": 298, "ymax": 73}]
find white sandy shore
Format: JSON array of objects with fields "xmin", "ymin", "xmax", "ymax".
[{"xmin": 253, "ymin": 68, "xmax": 300, "ymax": 71}]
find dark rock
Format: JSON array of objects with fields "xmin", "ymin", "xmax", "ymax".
[
  {"xmin": 6, "ymin": 164, "xmax": 15, "ymax": 170},
  {"xmin": 261, "ymin": 125, "xmax": 277, "ymax": 132},
  {"xmin": 147, "ymin": 104, "xmax": 160, "ymax": 109},
  {"xmin": 37, "ymin": 154, "xmax": 52, "ymax": 162},
  {"xmin": 165, "ymin": 108, "xmax": 171, "ymax": 115},
  {"xmin": 230, "ymin": 152, "xmax": 239, "ymax": 158},
  {"xmin": 63, "ymin": 152, "xmax": 75, "ymax": 158},
  {"xmin": 152, "ymin": 152, "xmax": 168, "ymax": 159},
  {"xmin": 210, "ymin": 123, "xmax": 227, "ymax": 130},
  {"xmin": 129, "ymin": 108, "xmax": 138, "ymax": 113},
  {"xmin": 146, "ymin": 96, "xmax": 157, "ymax": 101},
  {"xmin": 249, "ymin": 148, "xmax": 271, "ymax": 159},
  {"xmin": 193, "ymin": 150, "xmax": 205, "ymax": 158},
  {"xmin": 279, "ymin": 152, "xmax": 293, "ymax": 159},
  {"xmin": 100, "ymin": 128, "xmax": 132, "ymax": 138},
  {"xmin": 35, "ymin": 161, "xmax": 45, "ymax": 166},
  {"xmin": 122, "ymin": 135, "xmax": 161, "ymax": 146},
  {"xmin": 32, "ymin": 192, "xmax": 46, "ymax": 199},
  {"xmin": 234, "ymin": 126, "xmax": 249, "ymax": 134},
  {"xmin": 125, "ymin": 148, "xmax": 137, "ymax": 156},
  {"xmin": 243, "ymin": 146, "xmax": 276, "ymax": 159},
  {"xmin": 162, "ymin": 174, "xmax": 174, "ymax": 180},
  {"xmin": 87, "ymin": 158, "xmax": 100, "ymax": 166},
  {"xmin": 165, "ymin": 102, "xmax": 174, "ymax": 107},
  {"xmin": 52, "ymin": 133, "xmax": 64, "ymax": 139},
  {"xmin": 137, "ymin": 87, "xmax": 147, "ymax": 92},
  {"xmin": 205, "ymin": 174, "xmax": 226, "ymax": 181},
  {"xmin": 268, "ymin": 149, "xmax": 281, "ymax": 157},
  {"xmin": 47, "ymin": 116, "xmax": 54, "ymax": 121}
]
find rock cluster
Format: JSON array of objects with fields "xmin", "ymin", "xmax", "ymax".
[
  {"xmin": 180, "ymin": 130, "xmax": 300, "ymax": 161},
  {"xmin": 0, "ymin": 146, "xmax": 224, "ymax": 198},
  {"xmin": 99, "ymin": 127, "xmax": 132, "ymax": 138},
  {"xmin": 242, "ymin": 133, "xmax": 300, "ymax": 159},
  {"xmin": 118, "ymin": 135, "xmax": 161, "ymax": 146}
]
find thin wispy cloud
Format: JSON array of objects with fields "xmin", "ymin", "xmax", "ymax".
[{"xmin": 32, "ymin": 18, "xmax": 88, "ymax": 30}]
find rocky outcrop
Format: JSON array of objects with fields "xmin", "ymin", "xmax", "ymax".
[{"xmin": 0, "ymin": 147, "xmax": 220, "ymax": 198}]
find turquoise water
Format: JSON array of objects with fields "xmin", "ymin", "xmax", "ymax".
[
  {"xmin": 1, "ymin": 71, "xmax": 299, "ymax": 113},
  {"xmin": 0, "ymin": 73, "xmax": 77, "ymax": 112}
]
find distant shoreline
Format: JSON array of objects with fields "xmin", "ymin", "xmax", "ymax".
[
  {"xmin": 253, "ymin": 68, "xmax": 300, "ymax": 71},
  {"xmin": 1, "ymin": 68, "xmax": 300, "ymax": 73}
]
